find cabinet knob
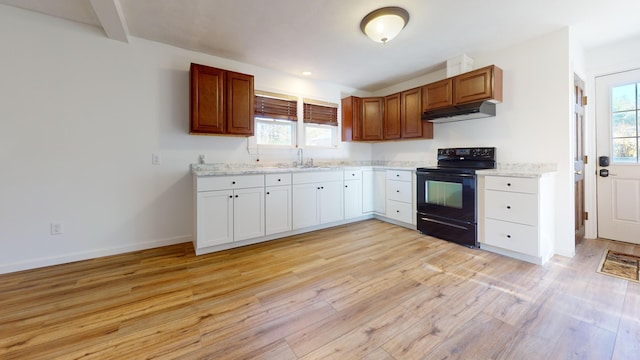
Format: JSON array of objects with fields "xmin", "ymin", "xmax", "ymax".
[
  {"xmin": 396, "ymin": 210, "xmax": 400, "ymax": 213},
  {"xmin": 317, "ymin": 187, "xmax": 320, "ymax": 190},
  {"xmin": 321, "ymin": 186, "xmax": 324, "ymax": 189},
  {"xmin": 278, "ymin": 179, "xmax": 281, "ymax": 182},
  {"xmin": 396, "ymin": 174, "xmax": 400, "ymax": 177},
  {"xmin": 507, "ymin": 183, "xmax": 511, "ymax": 186},
  {"xmin": 506, "ymin": 205, "xmax": 511, "ymax": 209},
  {"xmin": 232, "ymin": 181, "xmax": 236, "ymax": 185},
  {"xmin": 507, "ymin": 234, "xmax": 511, "ymax": 238},
  {"xmin": 235, "ymin": 195, "xmax": 238, "ymax": 198},
  {"xmin": 345, "ymin": 185, "xmax": 348, "ymax": 188},
  {"xmin": 228, "ymin": 195, "xmax": 232, "ymax": 198},
  {"xmin": 352, "ymin": 173, "xmax": 355, "ymax": 176},
  {"xmin": 266, "ymin": 192, "xmax": 270, "ymax": 195},
  {"xmin": 396, "ymin": 190, "xmax": 400, "ymax": 193}
]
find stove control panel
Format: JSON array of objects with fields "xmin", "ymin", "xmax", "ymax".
[{"xmin": 437, "ymin": 147, "xmax": 496, "ymax": 161}]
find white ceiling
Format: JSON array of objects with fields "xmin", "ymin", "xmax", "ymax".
[{"xmin": 3, "ymin": 0, "xmax": 640, "ymax": 91}]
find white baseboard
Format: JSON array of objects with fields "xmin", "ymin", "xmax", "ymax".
[{"xmin": 0, "ymin": 235, "xmax": 192, "ymax": 275}]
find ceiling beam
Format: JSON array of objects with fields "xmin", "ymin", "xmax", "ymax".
[{"xmin": 89, "ymin": 0, "xmax": 129, "ymax": 43}]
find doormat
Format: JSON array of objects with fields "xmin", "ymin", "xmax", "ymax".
[{"xmin": 597, "ymin": 249, "xmax": 640, "ymax": 282}]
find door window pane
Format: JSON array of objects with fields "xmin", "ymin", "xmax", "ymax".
[{"xmin": 611, "ymin": 84, "xmax": 639, "ymax": 163}]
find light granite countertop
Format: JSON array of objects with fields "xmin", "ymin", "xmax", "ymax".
[
  {"xmin": 476, "ymin": 163, "xmax": 557, "ymax": 178},
  {"xmin": 191, "ymin": 161, "xmax": 427, "ymax": 177}
]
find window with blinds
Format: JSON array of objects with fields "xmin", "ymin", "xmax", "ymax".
[
  {"xmin": 303, "ymin": 99, "xmax": 338, "ymax": 147},
  {"xmin": 254, "ymin": 92, "xmax": 297, "ymax": 146}
]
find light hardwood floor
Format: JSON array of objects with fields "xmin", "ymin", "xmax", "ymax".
[{"xmin": 1, "ymin": 219, "xmax": 639, "ymax": 359}]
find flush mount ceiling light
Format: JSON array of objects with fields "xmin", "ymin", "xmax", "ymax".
[{"xmin": 360, "ymin": 6, "xmax": 410, "ymax": 44}]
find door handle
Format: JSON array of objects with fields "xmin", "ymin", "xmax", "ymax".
[
  {"xmin": 599, "ymin": 169, "xmax": 617, "ymax": 177},
  {"xmin": 575, "ymin": 170, "xmax": 582, "ymax": 175}
]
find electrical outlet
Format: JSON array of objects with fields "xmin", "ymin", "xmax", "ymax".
[
  {"xmin": 50, "ymin": 222, "xmax": 64, "ymax": 235},
  {"xmin": 152, "ymin": 153, "xmax": 161, "ymax": 165}
]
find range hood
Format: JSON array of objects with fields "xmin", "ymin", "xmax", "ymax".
[{"xmin": 422, "ymin": 100, "xmax": 496, "ymax": 123}]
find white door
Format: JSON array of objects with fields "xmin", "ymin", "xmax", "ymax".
[
  {"xmin": 319, "ymin": 181, "xmax": 344, "ymax": 224},
  {"xmin": 293, "ymin": 183, "xmax": 319, "ymax": 229},
  {"xmin": 344, "ymin": 179, "xmax": 363, "ymax": 219},
  {"xmin": 265, "ymin": 185, "xmax": 292, "ymax": 235},
  {"xmin": 596, "ymin": 69, "xmax": 640, "ymax": 244},
  {"xmin": 233, "ymin": 187, "xmax": 265, "ymax": 241},
  {"xmin": 197, "ymin": 190, "xmax": 233, "ymax": 247}
]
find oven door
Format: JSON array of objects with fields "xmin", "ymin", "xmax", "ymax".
[{"xmin": 416, "ymin": 171, "xmax": 476, "ymax": 223}]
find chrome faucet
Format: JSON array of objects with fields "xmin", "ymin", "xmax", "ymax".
[{"xmin": 296, "ymin": 148, "xmax": 304, "ymax": 167}]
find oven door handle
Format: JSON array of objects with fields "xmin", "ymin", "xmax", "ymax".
[
  {"xmin": 420, "ymin": 217, "xmax": 470, "ymax": 230},
  {"xmin": 417, "ymin": 172, "xmax": 475, "ymax": 180}
]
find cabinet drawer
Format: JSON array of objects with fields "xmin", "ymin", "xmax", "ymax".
[
  {"xmin": 197, "ymin": 174, "xmax": 264, "ymax": 191},
  {"xmin": 386, "ymin": 170, "xmax": 412, "ymax": 182},
  {"xmin": 485, "ymin": 176, "xmax": 537, "ymax": 194},
  {"xmin": 386, "ymin": 200, "xmax": 413, "ymax": 223},
  {"xmin": 344, "ymin": 169, "xmax": 363, "ymax": 180},
  {"xmin": 484, "ymin": 218, "xmax": 539, "ymax": 256},
  {"xmin": 387, "ymin": 179, "xmax": 412, "ymax": 203},
  {"xmin": 266, "ymin": 173, "xmax": 292, "ymax": 186},
  {"xmin": 485, "ymin": 190, "xmax": 538, "ymax": 226},
  {"xmin": 293, "ymin": 170, "xmax": 343, "ymax": 184}
]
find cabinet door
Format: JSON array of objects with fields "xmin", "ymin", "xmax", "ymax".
[
  {"xmin": 226, "ymin": 71, "xmax": 255, "ymax": 135},
  {"xmin": 320, "ymin": 181, "xmax": 344, "ymax": 224},
  {"xmin": 384, "ymin": 93, "xmax": 401, "ymax": 140},
  {"xmin": 293, "ymin": 183, "xmax": 319, "ymax": 229},
  {"xmin": 196, "ymin": 190, "xmax": 233, "ymax": 247},
  {"xmin": 233, "ymin": 187, "xmax": 265, "ymax": 241},
  {"xmin": 266, "ymin": 185, "xmax": 292, "ymax": 235},
  {"xmin": 344, "ymin": 179, "xmax": 363, "ymax": 219},
  {"xmin": 454, "ymin": 66, "xmax": 494, "ymax": 104},
  {"xmin": 190, "ymin": 63, "xmax": 225, "ymax": 134},
  {"xmin": 373, "ymin": 170, "xmax": 386, "ymax": 214},
  {"xmin": 400, "ymin": 87, "xmax": 423, "ymax": 138},
  {"xmin": 361, "ymin": 97, "xmax": 383, "ymax": 140},
  {"xmin": 341, "ymin": 96, "xmax": 362, "ymax": 141},
  {"xmin": 422, "ymin": 79, "xmax": 453, "ymax": 111},
  {"xmin": 362, "ymin": 170, "xmax": 374, "ymax": 213}
]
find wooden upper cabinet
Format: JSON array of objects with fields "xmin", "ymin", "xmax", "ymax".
[
  {"xmin": 422, "ymin": 79, "xmax": 453, "ymax": 111},
  {"xmin": 190, "ymin": 63, "xmax": 226, "ymax": 134},
  {"xmin": 341, "ymin": 96, "xmax": 362, "ymax": 141},
  {"xmin": 454, "ymin": 65, "xmax": 503, "ymax": 104},
  {"xmin": 384, "ymin": 93, "xmax": 401, "ymax": 140},
  {"xmin": 190, "ymin": 63, "xmax": 255, "ymax": 136},
  {"xmin": 401, "ymin": 87, "xmax": 424, "ymax": 139},
  {"xmin": 226, "ymin": 71, "xmax": 254, "ymax": 135},
  {"xmin": 361, "ymin": 97, "xmax": 384, "ymax": 141}
]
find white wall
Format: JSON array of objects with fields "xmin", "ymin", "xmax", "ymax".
[
  {"xmin": 0, "ymin": 5, "xmax": 371, "ymax": 273},
  {"xmin": 370, "ymin": 28, "xmax": 577, "ymax": 257}
]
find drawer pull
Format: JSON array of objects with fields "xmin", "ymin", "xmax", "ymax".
[
  {"xmin": 506, "ymin": 206, "xmax": 511, "ymax": 209},
  {"xmin": 507, "ymin": 183, "xmax": 511, "ymax": 186},
  {"xmin": 396, "ymin": 190, "xmax": 400, "ymax": 193},
  {"xmin": 266, "ymin": 192, "xmax": 270, "ymax": 195},
  {"xmin": 396, "ymin": 174, "xmax": 400, "ymax": 177},
  {"xmin": 229, "ymin": 195, "xmax": 232, "ymax": 199},
  {"xmin": 278, "ymin": 179, "xmax": 281, "ymax": 182},
  {"xmin": 396, "ymin": 210, "xmax": 400, "ymax": 213}
]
